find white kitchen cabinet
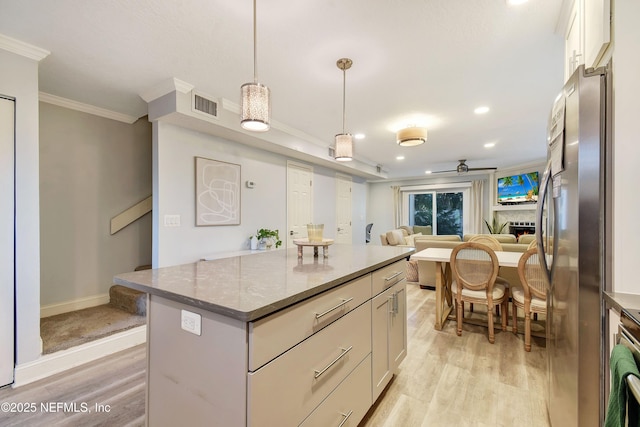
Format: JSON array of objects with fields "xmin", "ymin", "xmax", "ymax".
[
  {"xmin": 372, "ymin": 280, "xmax": 407, "ymax": 401},
  {"xmin": 561, "ymin": 0, "xmax": 611, "ymax": 82}
]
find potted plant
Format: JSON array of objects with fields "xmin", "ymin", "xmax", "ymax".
[
  {"xmin": 255, "ymin": 228, "xmax": 282, "ymax": 250},
  {"xmin": 484, "ymin": 218, "xmax": 508, "ymax": 234}
]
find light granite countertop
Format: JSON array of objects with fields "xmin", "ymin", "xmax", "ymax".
[
  {"xmin": 114, "ymin": 244, "xmax": 414, "ymax": 322},
  {"xmin": 604, "ymin": 291, "xmax": 640, "ymax": 313}
]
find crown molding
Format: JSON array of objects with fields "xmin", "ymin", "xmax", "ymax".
[
  {"xmin": 0, "ymin": 33, "xmax": 50, "ymax": 61},
  {"xmin": 139, "ymin": 78, "xmax": 194, "ymax": 103},
  {"xmin": 39, "ymin": 92, "xmax": 138, "ymax": 124}
]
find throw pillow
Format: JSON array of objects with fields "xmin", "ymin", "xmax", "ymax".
[
  {"xmin": 386, "ymin": 229, "xmax": 405, "ymax": 246},
  {"xmin": 406, "ymin": 260, "xmax": 419, "ymax": 282},
  {"xmin": 404, "ymin": 233, "xmax": 423, "ymax": 246}
]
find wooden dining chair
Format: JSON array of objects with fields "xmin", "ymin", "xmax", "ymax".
[
  {"xmin": 450, "ymin": 242, "xmax": 509, "ymax": 343},
  {"xmin": 468, "ymin": 234, "xmax": 511, "ymax": 315},
  {"xmin": 511, "ymin": 248, "xmax": 548, "ymax": 351}
]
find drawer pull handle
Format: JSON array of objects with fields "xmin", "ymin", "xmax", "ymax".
[
  {"xmin": 314, "ymin": 346, "xmax": 353, "ymax": 379},
  {"xmin": 338, "ymin": 410, "xmax": 353, "ymax": 427},
  {"xmin": 384, "ymin": 271, "xmax": 402, "ymax": 282},
  {"xmin": 315, "ymin": 298, "xmax": 354, "ymax": 320}
]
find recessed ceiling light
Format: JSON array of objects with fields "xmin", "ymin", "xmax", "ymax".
[
  {"xmin": 484, "ymin": 142, "xmax": 496, "ymax": 148},
  {"xmin": 506, "ymin": 0, "xmax": 528, "ymax": 5},
  {"xmin": 354, "ymin": 133, "xmax": 365, "ymax": 140},
  {"xmin": 396, "ymin": 155, "xmax": 405, "ymax": 160},
  {"xmin": 474, "ymin": 106, "xmax": 490, "ymax": 114},
  {"xmin": 425, "ymin": 170, "xmax": 432, "ymax": 174}
]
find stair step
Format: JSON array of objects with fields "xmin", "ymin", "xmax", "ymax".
[{"xmin": 109, "ymin": 285, "xmax": 146, "ymax": 316}]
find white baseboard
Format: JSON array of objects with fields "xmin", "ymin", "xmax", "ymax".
[
  {"xmin": 13, "ymin": 325, "xmax": 146, "ymax": 388},
  {"xmin": 40, "ymin": 293, "xmax": 110, "ymax": 318}
]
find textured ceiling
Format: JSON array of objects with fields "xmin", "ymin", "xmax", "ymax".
[{"xmin": 0, "ymin": 0, "xmax": 565, "ymax": 179}]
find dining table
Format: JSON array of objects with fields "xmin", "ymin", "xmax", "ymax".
[{"xmin": 411, "ymin": 247, "xmax": 523, "ymax": 330}]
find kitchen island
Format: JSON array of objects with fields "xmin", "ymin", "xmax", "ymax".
[{"xmin": 114, "ymin": 244, "xmax": 414, "ymax": 426}]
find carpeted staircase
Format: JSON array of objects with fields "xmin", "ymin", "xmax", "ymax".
[{"xmin": 40, "ymin": 275, "xmax": 148, "ymax": 355}]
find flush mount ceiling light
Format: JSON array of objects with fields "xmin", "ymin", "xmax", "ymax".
[
  {"xmin": 240, "ymin": 0, "xmax": 270, "ymax": 132},
  {"xmin": 334, "ymin": 58, "xmax": 353, "ymax": 162},
  {"xmin": 396, "ymin": 126, "xmax": 428, "ymax": 146}
]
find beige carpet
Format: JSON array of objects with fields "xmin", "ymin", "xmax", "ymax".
[{"xmin": 40, "ymin": 305, "xmax": 146, "ymax": 354}]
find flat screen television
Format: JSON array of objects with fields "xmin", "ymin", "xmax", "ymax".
[{"xmin": 497, "ymin": 171, "xmax": 539, "ymax": 204}]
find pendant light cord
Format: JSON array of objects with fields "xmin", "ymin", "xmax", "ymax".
[
  {"xmin": 342, "ymin": 67, "xmax": 346, "ymax": 134},
  {"xmin": 253, "ymin": 0, "xmax": 258, "ymax": 84}
]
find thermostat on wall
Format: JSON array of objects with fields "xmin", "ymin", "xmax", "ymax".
[{"xmin": 246, "ymin": 181, "xmax": 255, "ymax": 189}]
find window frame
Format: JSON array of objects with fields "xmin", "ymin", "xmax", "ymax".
[{"xmin": 400, "ymin": 182, "xmax": 471, "ymax": 236}]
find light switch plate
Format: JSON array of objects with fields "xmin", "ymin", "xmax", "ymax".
[
  {"xmin": 181, "ymin": 310, "xmax": 201, "ymax": 336},
  {"xmin": 164, "ymin": 214, "xmax": 181, "ymax": 227}
]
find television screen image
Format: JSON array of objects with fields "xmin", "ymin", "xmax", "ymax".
[{"xmin": 497, "ymin": 171, "xmax": 539, "ymax": 204}]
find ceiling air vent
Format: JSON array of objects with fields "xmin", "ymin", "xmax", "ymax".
[{"xmin": 192, "ymin": 92, "xmax": 218, "ymax": 118}]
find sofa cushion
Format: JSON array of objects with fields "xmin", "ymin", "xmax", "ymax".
[
  {"xmin": 404, "ymin": 233, "xmax": 423, "ymax": 247},
  {"xmin": 517, "ymin": 234, "xmax": 536, "ymax": 245},
  {"xmin": 386, "ymin": 229, "xmax": 406, "ymax": 246},
  {"xmin": 415, "ymin": 234, "xmax": 462, "ymax": 242},
  {"xmin": 464, "ymin": 233, "xmax": 516, "ymax": 244},
  {"xmin": 412, "ymin": 225, "xmax": 432, "ymax": 235}
]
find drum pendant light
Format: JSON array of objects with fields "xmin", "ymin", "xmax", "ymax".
[
  {"xmin": 334, "ymin": 58, "xmax": 353, "ymax": 161},
  {"xmin": 240, "ymin": 0, "xmax": 270, "ymax": 132}
]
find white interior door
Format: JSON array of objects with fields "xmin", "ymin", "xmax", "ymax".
[
  {"xmin": 0, "ymin": 96, "xmax": 15, "ymax": 387},
  {"xmin": 335, "ymin": 174, "xmax": 352, "ymax": 244},
  {"xmin": 287, "ymin": 162, "xmax": 313, "ymax": 247}
]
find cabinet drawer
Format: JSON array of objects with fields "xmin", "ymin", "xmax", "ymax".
[
  {"xmin": 247, "ymin": 301, "xmax": 372, "ymax": 427},
  {"xmin": 249, "ymin": 274, "xmax": 371, "ymax": 371},
  {"xmin": 300, "ymin": 355, "xmax": 372, "ymax": 427},
  {"xmin": 372, "ymin": 259, "xmax": 405, "ymax": 296}
]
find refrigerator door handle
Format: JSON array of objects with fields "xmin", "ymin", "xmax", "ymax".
[{"xmin": 536, "ymin": 159, "xmax": 553, "ymax": 283}]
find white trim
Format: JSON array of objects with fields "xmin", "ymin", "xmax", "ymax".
[
  {"xmin": 400, "ymin": 181, "xmax": 473, "ymax": 192},
  {"xmin": 139, "ymin": 77, "xmax": 194, "ymax": 102},
  {"xmin": 12, "ymin": 326, "xmax": 146, "ymax": 388},
  {"xmin": 40, "ymin": 293, "xmax": 110, "ymax": 318},
  {"xmin": 0, "ymin": 34, "xmax": 50, "ymax": 61},
  {"xmin": 39, "ymin": 92, "xmax": 138, "ymax": 124}
]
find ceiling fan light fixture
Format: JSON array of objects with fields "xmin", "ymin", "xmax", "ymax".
[
  {"xmin": 240, "ymin": 0, "xmax": 270, "ymax": 132},
  {"xmin": 397, "ymin": 127, "xmax": 428, "ymax": 146}
]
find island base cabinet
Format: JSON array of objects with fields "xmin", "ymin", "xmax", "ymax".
[
  {"xmin": 372, "ymin": 281, "xmax": 407, "ymax": 401},
  {"xmin": 299, "ymin": 355, "xmax": 372, "ymax": 427},
  {"xmin": 247, "ymin": 302, "xmax": 371, "ymax": 427},
  {"xmin": 146, "ymin": 295, "xmax": 249, "ymax": 427}
]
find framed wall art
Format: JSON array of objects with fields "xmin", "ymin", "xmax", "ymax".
[{"xmin": 195, "ymin": 157, "xmax": 241, "ymax": 226}]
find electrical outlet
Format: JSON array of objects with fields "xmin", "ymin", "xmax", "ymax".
[
  {"xmin": 181, "ymin": 310, "xmax": 201, "ymax": 336},
  {"xmin": 164, "ymin": 214, "xmax": 181, "ymax": 227}
]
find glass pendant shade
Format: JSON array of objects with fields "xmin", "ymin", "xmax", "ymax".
[
  {"xmin": 397, "ymin": 127, "xmax": 428, "ymax": 146},
  {"xmin": 241, "ymin": 82, "xmax": 270, "ymax": 132},
  {"xmin": 335, "ymin": 133, "xmax": 353, "ymax": 161}
]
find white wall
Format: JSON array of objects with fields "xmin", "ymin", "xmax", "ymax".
[
  {"xmin": 0, "ymin": 49, "xmax": 41, "ymax": 364},
  {"xmin": 39, "ymin": 103, "xmax": 152, "ymax": 305},
  {"xmin": 367, "ymin": 174, "xmax": 493, "ymax": 244},
  {"xmin": 153, "ymin": 121, "xmax": 367, "ymax": 267},
  {"xmin": 612, "ymin": 0, "xmax": 640, "ymax": 293}
]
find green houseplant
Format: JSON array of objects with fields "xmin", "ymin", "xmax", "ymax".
[
  {"xmin": 255, "ymin": 228, "xmax": 282, "ymax": 249},
  {"xmin": 484, "ymin": 218, "xmax": 509, "ymax": 234}
]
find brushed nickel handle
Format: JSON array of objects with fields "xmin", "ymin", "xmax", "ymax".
[
  {"xmin": 315, "ymin": 298, "xmax": 354, "ymax": 320},
  {"xmin": 384, "ymin": 271, "xmax": 402, "ymax": 282},
  {"xmin": 338, "ymin": 410, "xmax": 354, "ymax": 427},
  {"xmin": 314, "ymin": 346, "xmax": 353, "ymax": 379}
]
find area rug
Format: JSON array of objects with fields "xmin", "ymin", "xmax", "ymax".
[{"xmin": 40, "ymin": 304, "xmax": 146, "ymax": 354}]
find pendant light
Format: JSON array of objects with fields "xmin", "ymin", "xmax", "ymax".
[
  {"xmin": 334, "ymin": 58, "xmax": 353, "ymax": 162},
  {"xmin": 240, "ymin": 0, "xmax": 270, "ymax": 132}
]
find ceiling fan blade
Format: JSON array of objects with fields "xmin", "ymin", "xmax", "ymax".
[
  {"xmin": 467, "ymin": 167, "xmax": 497, "ymax": 171},
  {"xmin": 429, "ymin": 169, "xmax": 457, "ymax": 174}
]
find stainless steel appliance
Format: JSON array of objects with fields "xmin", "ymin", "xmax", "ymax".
[{"xmin": 536, "ymin": 64, "xmax": 611, "ymax": 427}]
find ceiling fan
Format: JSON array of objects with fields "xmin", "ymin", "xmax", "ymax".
[{"xmin": 431, "ymin": 159, "xmax": 498, "ymax": 174}]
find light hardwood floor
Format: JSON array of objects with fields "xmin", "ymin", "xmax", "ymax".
[{"xmin": 0, "ymin": 284, "xmax": 548, "ymax": 426}]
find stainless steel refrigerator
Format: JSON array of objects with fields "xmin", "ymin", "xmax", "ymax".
[{"xmin": 536, "ymin": 64, "xmax": 612, "ymax": 427}]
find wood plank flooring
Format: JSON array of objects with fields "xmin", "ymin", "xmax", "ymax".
[{"xmin": 0, "ymin": 284, "xmax": 548, "ymax": 426}]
